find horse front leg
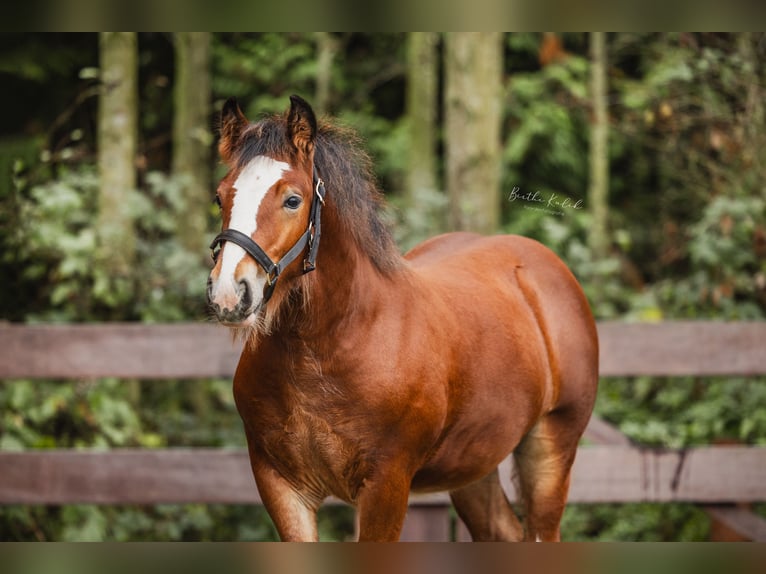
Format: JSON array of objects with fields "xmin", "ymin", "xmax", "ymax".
[
  {"xmin": 355, "ymin": 470, "xmax": 412, "ymax": 541},
  {"xmin": 251, "ymin": 458, "xmax": 320, "ymax": 541}
]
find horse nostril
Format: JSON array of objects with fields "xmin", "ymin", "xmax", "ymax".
[{"xmin": 238, "ymin": 279, "xmax": 253, "ymax": 311}]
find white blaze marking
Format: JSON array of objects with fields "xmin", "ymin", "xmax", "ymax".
[{"xmin": 218, "ymin": 156, "xmax": 289, "ymax": 295}]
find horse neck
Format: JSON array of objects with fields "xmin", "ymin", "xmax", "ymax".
[{"xmin": 290, "ymin": 205, "xmax": 402, "ymax": 340}]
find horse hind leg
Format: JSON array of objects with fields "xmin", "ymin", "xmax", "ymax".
[
  {"xmin": 512, "ymin": 409, "xmax": 584, "ymax": 542},
  {"xmin": 449, "ymin": 468, "xmax": 524, "ymax": 541}
]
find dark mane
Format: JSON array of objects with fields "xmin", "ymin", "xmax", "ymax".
[{"xmin": 233, "ymin": 115, "xmax": 402, "ymax": 274}]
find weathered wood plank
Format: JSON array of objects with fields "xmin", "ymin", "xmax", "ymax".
[
  {"xmin": 568, "ymin": 446, "xmax": 766, "ymax": 503},
  {"xmin": 0, "ymin": 448, "xmax": 451, "ymax": 506},
  {"xmin": 0, "ymin": 323, "xmax": 240, "ymax": 379},
  {"xmin": 0, "ymin": 449, "xmax": 256, "ymax": 505},
  {"xmin": 704, "ymin": 505, "xmax": 766, "ymax": 542},
  {"xmin": 583, "ymin": 415, "xmax": 632, "ymax": 446},
  {"xmin": 400, "ymin": 506, "xmax": 453, "ymax": 542},
  {"xmin": 1, "ymin": 321, "xmax": 765, "ymax": 379},
  {"xmin": 1, "ymin": 446, "xmax": 764, "ymax": 505},
  {"xmin": 597, "ymin": 321, "xmax": 766, "ymax": 376},
  {"xmin": 584, "ymin": 416, "xmax": 766, "ymax": 542}
]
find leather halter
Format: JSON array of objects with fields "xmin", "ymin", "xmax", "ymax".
[{"xmin": 210, "ymin": 165, "xmax": 325, "ymax": 304}]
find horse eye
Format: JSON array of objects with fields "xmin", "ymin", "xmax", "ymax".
[
  {"xmin": 284, "ymin": 196, "xmax": 302, "ymax": 210},
  {"xmin": 214, "ymin": 194, "xmax": 222, "ymax": 208}
]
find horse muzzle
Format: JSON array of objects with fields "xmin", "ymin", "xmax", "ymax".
[{"xmin": 207, "ymin": 275, "xmax": 262, "ymax": 326}]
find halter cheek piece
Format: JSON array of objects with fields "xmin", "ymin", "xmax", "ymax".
[{"xmin": 210, "ymin": 166, "xmax": 325, "ymax": 304}]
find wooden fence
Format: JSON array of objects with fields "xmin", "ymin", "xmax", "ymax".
[{"xmin": 0, "ymin": 321, "xmax": 765, "ymax": 541}]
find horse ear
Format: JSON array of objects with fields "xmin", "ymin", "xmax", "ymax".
[
  {"xmin": 287, "ymin": 94, "xmax": 317, "ymax": 156},
  {"xmin": 219, "ymin": 97, "xmax": 248, "ymax": 164}
]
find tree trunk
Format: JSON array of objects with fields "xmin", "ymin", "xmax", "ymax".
[
  {"xmin": 738, "ymin": 33, "xmax": 764, "ymax": 176},
  {"xmin": 445, "ymin": 33, "xmax": 503, "ymax": 234},
  {"xmin": 97, "ymin": 32, "xmax": 138, "ymax": 275},
  {"xmin": 588, "ymin": 32, "xmax": 609, "ymax": 258},
  {"xmin": 98, "ymin": 32, "xmax": 139, "ymax": 405},
  {"xmin": 172, "ymin": 32, "xmax": 212, "ymax": 256},
  {"xmin": 315, "ymin": 32, "xmax": 338, "ymax": 116},
  {"xmin": 406, "ymin": 32, "xmax": 439, "ymax": 208}
]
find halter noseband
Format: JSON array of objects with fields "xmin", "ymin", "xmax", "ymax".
[{"xmin": 210, "ymin": 166, "xmax": 326, "ymax": 304}]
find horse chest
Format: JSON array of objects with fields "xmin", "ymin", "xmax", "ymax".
[{"xmin": 240, "ymin": 387, "xmax": 369, "ymax": 503}]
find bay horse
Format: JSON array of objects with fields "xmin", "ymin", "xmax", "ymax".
[{"xmin": 206, "ymin": 95, "xmax": 598, "ymax": 541}]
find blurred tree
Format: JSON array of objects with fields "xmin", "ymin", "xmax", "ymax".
[
  {"xmin": 445, "ymin": 32, "xmax": 503, "ymax": 233},
  {"xmin": 395, "ymin": 32, "xmax": 446, "ymax": 249},
  {"xmin": 314, "ymin": 32, "xmax": 338, "ymax": 116},
  {"xmin": 405, "ymin": 32, "xmax": 439, "ymax": 207},
  {"xmin": 738, "ymin": 33, "xmax": 765, "ymax": 176},
  {"xmin": 172, "ymin": 33, "xmax": 213, "ymax": 416},
  {"xmin": 97, "ymin": 32, "xmax": 140, "ymax": 406},
  {"xmin": 588, "ymin": 32, "xmax": 609, "ymax": 258},
  {"xmin": 97, "ymin": 32, "xmax": 137, "ymax": 278},
  {"xmin": 172, "ymin": 32, "xmax": 212, "ymax": 257}
]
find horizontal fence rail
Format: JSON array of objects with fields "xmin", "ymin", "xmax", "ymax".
[
  {"xmin": 0, "ymin": 323, "xmax": 240, "ymax": 379},
  {"xmin": 2, "ymin": 321, "xmax": 766, "ymax": 379},
  {"xmin": 1, "ymin": 321, "xmax": 765, "ymax": 540},
  {"xmin": 597, "ymin": 321, "xmax": 766, "ymax": 377},
  {"xmin": 1, "ymin": 445, "xmax": 764, "ymax": 506}
]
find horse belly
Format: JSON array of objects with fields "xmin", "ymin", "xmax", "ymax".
[
  {"xmin": 410, "ymin": 413, "xmax": 530, "ymax": 493},
  {"xmin": 410, "ymin": 367, "xmax": 544, "ymax": 493}
]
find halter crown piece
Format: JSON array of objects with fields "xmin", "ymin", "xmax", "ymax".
[{"xmin": 210, "ymin": 165, "xmax": 326, "ymax": 303}]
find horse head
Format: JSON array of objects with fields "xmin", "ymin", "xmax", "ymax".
[{"xmin": 207, "ymin": 95, "xmax": 323, "ymax": 330}]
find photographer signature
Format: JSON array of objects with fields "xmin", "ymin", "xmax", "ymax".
[{"xmin": 508, "ymin": 187, "xmax": 584, "ymax": 212}]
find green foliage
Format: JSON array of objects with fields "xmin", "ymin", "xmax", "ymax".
[
  {"xmin": 562, "ymin": 503, "xmax": 710, "ymax": 541},
  {"xmin": 132, "ymin": 172, "xmax": 212, "ymax": 322},
  {"xmin": 651, "ymin": 193, "xmax": 766, "ymax": 319},
  {"xmin": 503, "ymin": 43, "xmax": 590, "ymax": 212},
  {"xmin": 390, "ymin": 186, "xmax": 449, "ymax": 253},
  {"xmin": 212, "ymin": 33, "xmax": 317, "ymax": 116},
  {"xmin": 525, "ymin": 211, "xmax": 635, "ymax": 319},
  {"xmin": 610, "ymin": 33, "xmax": 766, "ymax": 287},
  {"xmin": 0, "ymin": 377, "xmax": 238, "ymax": 452},
  {"xmin": 8, "ymin": 165, "xmax": 210, "ymax": 322},
  {"xmin": 211, "ymin": 33, "xmax": 407, "ymax": 191},
  {"xmin": 0, "ymin": 503, "xmax": 355, "ymax": 542},
  {"xmin": 596, "ymin": 376, "xmax": 766, "ymax": 448},
  {"xmin": 15, "ymin": 165, "xmax": 120, "ymax": 320}
]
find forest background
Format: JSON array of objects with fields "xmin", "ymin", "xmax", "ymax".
[{"xmin": 0, "ymin": 32, "xmax": 764, "ymax": 541}]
